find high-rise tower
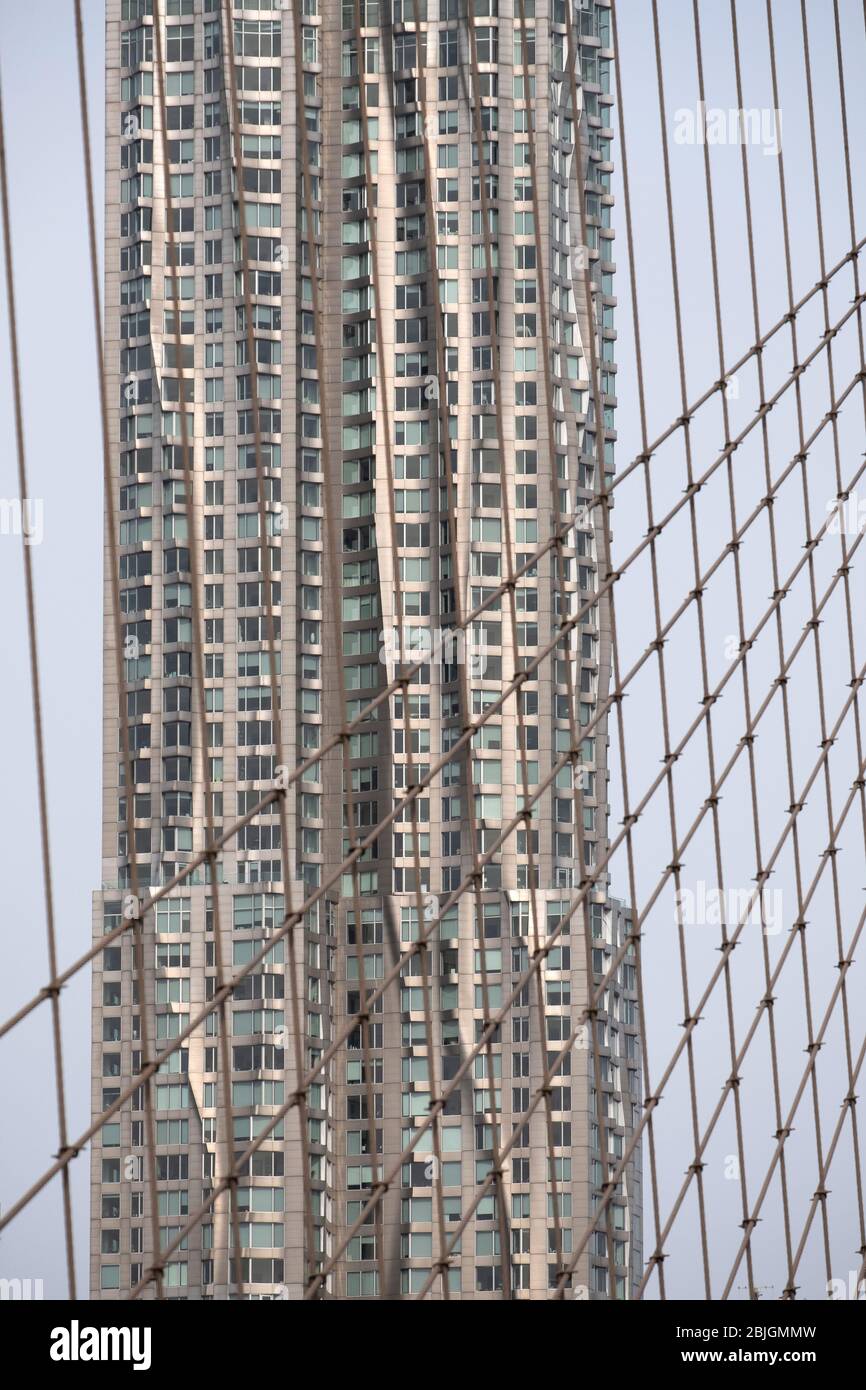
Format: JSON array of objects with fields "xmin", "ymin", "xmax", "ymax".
[{"xmin": 92, "ymin": 0, "xmax": 641, "ymax": 1300}]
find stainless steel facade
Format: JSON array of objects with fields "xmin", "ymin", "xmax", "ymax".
[{"xmin": 92, "ymin": 0, "xmax": 641, "ymax": 1300}]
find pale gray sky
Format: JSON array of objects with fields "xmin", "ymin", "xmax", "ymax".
[{"xmin": 0, "ymin": 0, "xmax": 103, "ymax": 1298}]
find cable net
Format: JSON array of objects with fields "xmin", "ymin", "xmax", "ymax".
[{"xmin": 0, "ymin": 0, "xmax": 865, "ymax": 1302}]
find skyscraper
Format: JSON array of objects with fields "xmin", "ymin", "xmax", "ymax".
[{"xmin": 92, "ymin": 0, "xmax": 641, "ymax": 1300}]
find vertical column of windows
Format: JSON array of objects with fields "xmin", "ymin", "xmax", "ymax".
[
  {"xmin": 297, "ymin": 236, "xmax": 323, "ymax": 910},
  {"xmin": 297, "ymin": 81, "xmax": 325, "ymax": 919},
  {"xmin": 295, "ymin": 0, "xmax": 332, "ymax": 1273},
  {"xmin": 463, "ymin": 1, "xmax": 513, "ymax": 1295},
  {"xmin": 232, "ymin": 14, "xmax": 283, "ymax": 890},
  {"xmin": 118, "ymin": 14, "xmax": 155, "ymax": 903},
  {"xmin": 340, "ymin": 0, "xmax": 385, "ymax": 1298}
]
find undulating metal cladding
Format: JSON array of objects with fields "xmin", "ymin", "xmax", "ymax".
[{"xmin": 93, "ymin": 0, "xmax": 641, "ymax": 1300}]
